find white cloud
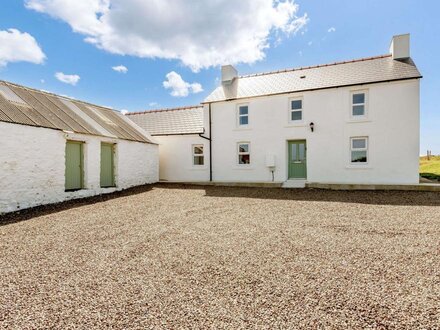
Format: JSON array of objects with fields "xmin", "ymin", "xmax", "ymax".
[
  {"xmin": 112, "ymin": 65, "xmax": 127, "ymax": 73},
  {"xmin": 0, "ymin": 28, "xmax": 46, "ymax": 67},
  {"xmin": 307, "ymin": 41, "xmax": 313, "ymax": 46},
  {"xmin": 25, "ymin": 0, "xmax": 308, "ymax": 71},
  {"xmin": 55, "ymin": 72, "xmax": 80, "ymax": 85},
  {"xmin": 120, "ymin": 109, "xmax": 128, "ymax": 115},
  {"xmin": 148, "ymin": 102, "xmax": 159, "ymax": 107},
  {"xmin": 328, "ymin": 27, "xmax": 336, "ymax": 33},
  {"xmin": 163, "ymin": 71, "xmax": 203, "ymax": 97}
]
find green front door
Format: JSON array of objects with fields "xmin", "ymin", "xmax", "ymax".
[
  {"xmin": 65, "ymin": 141, "xmax": 83, "ymax": 191},
  {"xmin": 100, "ymin": 143, "xmax": 115, "ymax": 188},
  {"xmin": 288, "ymin": 140, "xmax": 307, "ymax": 179}
]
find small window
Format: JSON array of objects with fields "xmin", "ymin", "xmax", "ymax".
[
  {"xmin": 238, "ymin": 105, "xmax": 249, "ymax": 126},
  {"xmin": 192, "ymin": 145, "xmax": 204, "ymax": 166},
  {"xmin": 290, "ymin": 99, "xmax": 303, "ymax": 122},
  {"xmin": 351, "ymin": 92, "xmax": 366, "ymax": 117},
  {"xmin": 238, "ymin": 143, "xmax": 250, "ymax": 165},
  {"xmin": 350, "ymin": 137, "xmax": 368, "ymax": 163}
]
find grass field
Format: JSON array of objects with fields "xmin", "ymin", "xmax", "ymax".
[{"xmin": 420, "ymin": 155, "xmax": 440, "ymax": 181}]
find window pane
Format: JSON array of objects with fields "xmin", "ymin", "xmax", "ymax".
[
  {"xmin": 352, "ymin": 105, "xmax": 365, "ymax": 116},
  {"xmin": 291, "ymin": 100, "xmax": 302, "ymax": 110},
  {"xmin": 298, "ymin": 143, "xmax": 305, "ymax": 161},
  {"xmin": 239, "ymin": 154, "xmax": 250, "ymax": 164},
  {"xmin": 291, "ymin": 110, "xmax": 302, "ymax": 121},
  {"xmin": 239, "ymin": 106, "xmax": 248, "ymax": 115},
  {"xmin": 353, "ymin": 93, "xmax": 365, "ymax": 104},
  {"xmin": 194, "ymin": 146, "xmax": 203, "ymax": 154},
  {"xmin": 239, "ymin": 116, "xmax": 248, "ymax": 125},
  {"xmin": 352, "ymin": 138, "xmax": 366, "ymax": 149},
  {"xmin": 194, "ymin": 156, "xmax": 204, "ymax": 165},
  {"xmin": 239, "ymin": 144, "xmax": 249, "ymax": 153},
  {"xmin": 291, "ymin": 144, "xmax": 298, "ymax": 161},
  {"xmin": 351, "ymin": 151, "xmax": 367, "ymax": 163}
]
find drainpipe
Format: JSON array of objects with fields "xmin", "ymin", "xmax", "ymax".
[{"xmin": 198, "ymin": 103, "xmax": 212, "ymax": 181}]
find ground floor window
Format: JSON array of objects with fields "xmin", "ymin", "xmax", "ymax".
[
  {"xmin": 192, "ymin": 145, "xmax": 204, "ymax": 165},
  {"xmin": 238, "ymin": 142, "xmax": 250, "ymax": 165},
  {"xmin": 350, "ymin": 137, "xmax": 368, "ymax": 163}
]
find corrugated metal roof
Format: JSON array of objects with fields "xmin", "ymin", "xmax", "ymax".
[
  {"xmin": 0, "ymin": 80, "xmax": 153, "ymax": 143},
  {"xmin": 127, "ymin": 106, "xmax": 204, "ymax": 136},
  {"xmin": 204, "ymin": 55, "xmax": 422, "ymax": 103}
]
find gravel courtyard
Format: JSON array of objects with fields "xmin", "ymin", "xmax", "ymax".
[{"xmin": 1, "ymin": 184, "xmax": 439, "ymax": 329}]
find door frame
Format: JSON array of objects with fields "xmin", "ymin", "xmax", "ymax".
[
  {"xmin": 100, "ymin": 142, "xmax": 116, "ymax": 188},
  {"xmin": 287, "ymin": 139, "xmax": 307, "ymax": 180}
]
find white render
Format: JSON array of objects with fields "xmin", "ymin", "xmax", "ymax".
[
  {"xmin": 207, "ymin": 79, "xmax": 420, "ymax": 185},
  {"xmin": 0, "ymin": 122, "xmax": 158, "ymax": 214},
  {"xmin": 155, "ymin": 135, "xmax": 209, "ymax": 182},
  {"xmin": 390, "ymin": 34, "xmax": 410, "ymax": 60}
]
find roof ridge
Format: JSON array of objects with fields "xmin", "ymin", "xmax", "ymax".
[
  {"xmin": 127, "ymin": 105, "xmax": 203, "ymax": 115},
  {"xmin": 239, "ymin": 54, "xmax": 392, "ymax": 79}
]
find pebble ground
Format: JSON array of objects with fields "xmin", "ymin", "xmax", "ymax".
[{"xmin": 1, "ymin": 184, "xmax": 439, "ymax": 329}]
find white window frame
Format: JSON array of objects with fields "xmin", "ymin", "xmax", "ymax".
[
  {"xmin": 192, "ymin": 144, "xmax": 205, "ymax": 166},
  {"xmin": 350, "ymin": 137, "xmax": 368, "ymax": 165},
  {"xmin": 237, "ymin": 104, "xmax": 249, "ymax": 127},
  {"xmin": 237, "ymin": 142, "xmax": 251, "ymax": 165},
  {"xmin": 350, "ymin": 90, "xmax": 368, "ymax": 119},
  {"xmin": 289, "ymin": 97, "xmax": 304, "ymax": 123}
]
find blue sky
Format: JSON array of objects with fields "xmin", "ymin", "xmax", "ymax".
[{"xmin": 0, "ymin": 0, "xmax": 438, "ymax": 153}]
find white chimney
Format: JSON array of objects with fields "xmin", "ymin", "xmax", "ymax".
[
  {"xmin": 221, "ymin": 65, "xmax": 238, "ymax": 85},
  {"xmin": 389, "ymin": 34, "xmax": 410, "ymax": 60}
]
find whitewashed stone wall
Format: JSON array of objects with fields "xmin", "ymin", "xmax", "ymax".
[{"xmin": 0, "ymin": 122, "xmax": 158, "ymax": 214}]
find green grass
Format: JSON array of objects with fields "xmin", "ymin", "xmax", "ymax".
[{"xmin": 420, "ymin": 156, "xmax": 440, "ymax": 181}]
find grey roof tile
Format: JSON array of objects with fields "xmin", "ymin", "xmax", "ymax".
[
  {"xmin": 127, "ymin": 106, "xmax": 204, "ymax": 136},
  {"xmin": 204, "ymin": 55, "xmax": 422, "ymax": 103}
]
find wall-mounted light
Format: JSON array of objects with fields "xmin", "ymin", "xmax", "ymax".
[{"xmin": 309, "ymin": 122, "xmax": 315, "ymax": 132}]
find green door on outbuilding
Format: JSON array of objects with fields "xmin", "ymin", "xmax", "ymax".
[
  {"xmin": 100, "ymin": 143, "xmax": 115, "ymax": 188},
  {"xmin": 65, "ymin": 141, "xmax": 84, "ymax": 191}
]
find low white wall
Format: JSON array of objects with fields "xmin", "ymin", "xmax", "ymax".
[
  {"xmin": 155, "ymin": 135, "xmax": 210, "ymax": 182},
  {"xmin": 0, "ymin": 122, "xmax": 158, "ymax": 214},
  {"xmin": 209, "ymin": 79, "xmax": 420, "ymax": 185}
]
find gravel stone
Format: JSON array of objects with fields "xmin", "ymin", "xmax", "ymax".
[{"xmin": 1, "ymin": 184, "xmax": 439, "ymax": 329}]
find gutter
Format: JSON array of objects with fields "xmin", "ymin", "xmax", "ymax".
[{"xmin": 197, "ymin": 103, "xmax": 212, "ymax": 181}]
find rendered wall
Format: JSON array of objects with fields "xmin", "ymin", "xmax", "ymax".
[
  {"xmin": 0, "ymin": 122, "xmax": 158, "ymax": 213},
  {"xmin": 154, "ymin": 135, "xmax": 209, "ymax": 182},
  {"xmin": 208, "ymin": 79, "xmax": 420, "ymax": 184}
]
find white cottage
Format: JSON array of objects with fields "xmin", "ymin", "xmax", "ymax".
[
  {"xmin": 129, "ymin": 34, "xmax": 422, "ymax": 187},
  {"xmin": 0, "ymin": 81, "xmax": 158, "ymax": 213}
]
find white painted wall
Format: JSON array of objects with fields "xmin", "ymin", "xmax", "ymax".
[
  {"xmin": 0, "ymin": 122, "xmax": 158, "ymax": 213},
  {"xmin": 154, "ymin": 135, "xmax": 209, "ymax": 182},
  {"xmin": 208, "ymin": 79, "xmax": 420, "ymax": 184}
]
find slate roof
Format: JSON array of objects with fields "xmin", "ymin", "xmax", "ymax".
[
  {"xmin": 127, "ymin": 106, "xmax": 204, "ymax": 136},
  {"xmin": 204, "ymin": 55, "xmax": 422, "ymax": 103},
  {"xmin": 0, "ymin": 80, "xmax": 154, "ymax": 143}
]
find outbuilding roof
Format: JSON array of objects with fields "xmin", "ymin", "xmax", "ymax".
[
  {"xmin": 204, "ymin": 55, "xmax": 422, "ymax": 103},
  {"xmin": 0, "ymin": 80, "xmax": 154, "ymax": 143},
  {"xmin": 127, "ymin": 106, "xmax": 204, "ymax": 136}
]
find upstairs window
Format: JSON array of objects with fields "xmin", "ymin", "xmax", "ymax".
[
  {"xmin": 238, "ymin": 105, "xmax": 249, "ymax": 126},
  {"xmin": 192, "ymin": 145, "xmax": 204, "ymax": 166},
  {"xmin": 290, "ymin": 99, "xmax": 303, "ymax": 122},
  {"xmin": 351, "ymin": 91, "xmax": 367, "ymax": 117},
  {"xmin": 238, "ymin": 143, "xmax": 250, "ymax": 165},
  {"xmin": 350, "ymin": 137, "xmax": 368, "ymax": 164}
]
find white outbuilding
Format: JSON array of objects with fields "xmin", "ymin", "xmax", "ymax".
[{"xmin": 0, "ymin": 81, "xmax": 158, "ymax": 214}]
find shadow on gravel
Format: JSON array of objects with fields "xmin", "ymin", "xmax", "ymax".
[
  {"xmin": 0, "ymin": 184, "xmax": 154, "ymax": 226},
  {"xmin": 157, "ymin": 183, "xmax": 440, "ymax": 207}
]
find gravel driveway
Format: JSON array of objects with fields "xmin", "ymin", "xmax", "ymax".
[{"xmin": 1, "ymin": 184, "xmax": 439, "ymax": 329}]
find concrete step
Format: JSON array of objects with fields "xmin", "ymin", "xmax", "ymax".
[{"xmin": 282, "ymin": 180, "xmax": 306, "ymax": 188}]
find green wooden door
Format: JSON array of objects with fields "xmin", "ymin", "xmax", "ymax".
[
  {"xmin": 288, "ymin": 140, "xmax": 307, "ymax": 179},
  {"xmin": 100, "ymin": 143, "xmax": 115, "ymax": 188},
  {"xmin": 65, "ymin": 141, "xmax": 83, "ymax": 191}
]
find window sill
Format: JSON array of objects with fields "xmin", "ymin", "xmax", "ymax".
[
  {"xmin": 234, "ymin": 166, "xmax": 254, "ymax": 170},
  {"xmin": 285, "ymin": 122, "xmax": 307, "ymax": 128},
  {"xmin": 346, "ymin": 119, "xmax": 371, "ymax": 124},
  {"xmin": 189, "ymin": 166, "xmax": 208, "ymax": 171},
  {"xmin": 345, "ymin": 165, "xmax": 373, "ymax": 169}
]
